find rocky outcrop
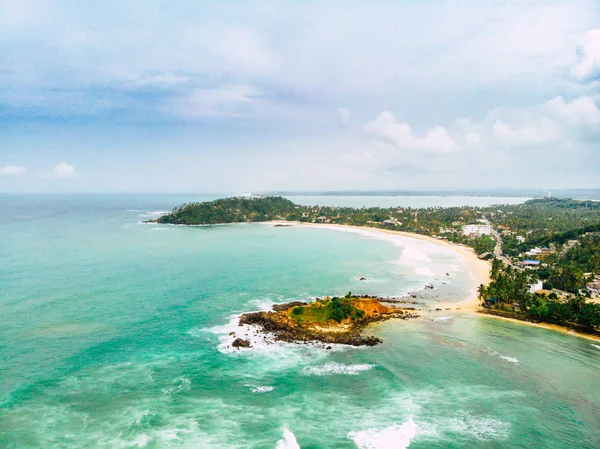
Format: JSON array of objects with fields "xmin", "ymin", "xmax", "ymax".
[
  {"xmin": 232, "ymin": 338, "xmax": 252, "ymax": 348},
  {"xmin": 272, "ymin": 301, "xmax": 307, "ymax": 312},
  {"xmin": 238, "ymin": 296, "xmax": 418, "ymax": 347}
]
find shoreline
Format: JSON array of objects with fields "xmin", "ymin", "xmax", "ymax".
[
  {"xmin": 475, "ymin": 311, "xmax": 600, "ymax": 343},
  {"xmin": 296, "ymin": 222, "xmax": 491, "ymax": 310},
  {"xmin": 286, "ymin": 222, "xmax": 600, "ymax": 343}
]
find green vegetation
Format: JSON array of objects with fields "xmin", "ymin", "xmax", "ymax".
[
  {"xmin": 155, "ymin": 196, "xmax": 297, "ymax": 225},
  {"xmin": 157, "ymin": 196, "xmax": 600, "ymax": 328},
  {"xmin": 290, "ymin": 293, "xmax": 366, "ymax": 324},
  {"xmin": 490, "ymin": 198, "xmax": 600, "ymax": 257},
  {"xmin": 479, "ymin": 259, "xmax": 600, "ymax": 331},
  {"xmin": 532, "ymin": 234, "xmax": 600, "ymax": 293},
  {"xmin": 472, "ymin": 235, "xmax": 496, "ymax": 255}
]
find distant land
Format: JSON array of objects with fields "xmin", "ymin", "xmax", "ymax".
[{"xmin": 259, "ymin": 188, "xmax": 600, "ymax": 200}]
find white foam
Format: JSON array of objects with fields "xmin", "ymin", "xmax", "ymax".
[
  {"xmin": 433, "ymin": 316, "xmax": 453, "ymax": 322},
  {"xmin": 349, "ymin": 418, "xmax": 417, "ymax": 449},
  {"xmin": 414, "ymin": 267, "xmax": 434, "ymax": 277},
  {"xmin": 591, "ymin": 344, "xmax": 600, "ymax": 350},
  {"xmin": 149, "ymin": 211, "xmax": 169, "ymax": 216},
  {"xmin": 302, "ymin": 362, "xmax": 376, "ymax": 376},
  {"xmin": 276, "ymin": 428, "xmax": 300, "ymax": 449},
  {"xmin": 132, "ymin": 433, "xmax": 150, "ymax": 447},
  {"xmin": 162, "ymin": 377, "xmax": 191, "ymax": 395},
  {"xmin": 245, "ymin": 385, "xmax": 274, "ymax": 393},
  {"xmin": 201, "ymin": 298, "xmax": 354, "ymax": 360},
  {"xmin": 444, "ymin": 413, "xmax": 510, "ymax": 441},
  {"xmin": 150, "ymin": 227, "xmax": 169, "ymax": 231},
  {"xmin": 486, "ymin": 348, "xmax": 519, "ymax": 364},
  {"xmin": 400, "ymin": 245, "xmax": 431, "ymax": 263}
]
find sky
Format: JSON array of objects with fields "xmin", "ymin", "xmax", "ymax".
[{"xmin": 1, "ymin": 0, "xmax": 599, "ymax": 193}]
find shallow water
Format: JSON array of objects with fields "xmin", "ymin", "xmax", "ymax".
[{"xmin": 1, "ymin": 195, "xmax": 599, "ymax": 448}]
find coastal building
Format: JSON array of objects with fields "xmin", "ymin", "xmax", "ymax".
[
  {"xmin": 529, "ymin": 280, "xmax": 543, "ymax": 293},
  {"xmin": 524, "ymin": 247, "xmax": 553, "ymax": 257},
  {"xmin": 586, "ymin": 277, "xmax": 600, "ymax": 299},
  {"xmin": 383, "ymin": 218, "xmax": 400, "ymax": 227},
  {"xmin": 522, "ymin": 260, "xmax": 541, "ymax": 268},
  {"xmin": 461, "ymin": 224, "xmax": 492, "ymax": 237},
  {"xmin": 516, "ymin": 236, "xmax": 526, "ymax": 243}
]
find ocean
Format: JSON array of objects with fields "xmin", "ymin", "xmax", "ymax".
[{"xmin": 1, "ymin": 194, "xmax": 599, "ymax": 448}]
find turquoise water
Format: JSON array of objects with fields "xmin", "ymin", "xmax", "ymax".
[{"xmin": 1, "ymin": 195, "xmax": 599, "ymax": 448}]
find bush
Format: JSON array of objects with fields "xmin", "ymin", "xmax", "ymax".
[{"xmin": 291, "ymin": 307, "xmax": 304, "ymax": 315}]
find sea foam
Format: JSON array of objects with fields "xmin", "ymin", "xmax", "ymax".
[
  {"xmin": 486, "ymin": 348, "xmax": 519, "ymax": 364},
  {"xmin": 302, "ymin": 362, "xmax": 376, "ymax": 376},
  {"xmin": 245, "ymin": 385, "xmax": 274, "ymax": 393},
  {"xmin": 348, "ymin": 418, "xmax": 417, "ymax": 449},
  {"xmin": 276, "ymin": 428, "xmax": 300, "ymax": 449},
  {"xmin": 202, "ymin": 298, "xmax": 356, "ymax": 358}
]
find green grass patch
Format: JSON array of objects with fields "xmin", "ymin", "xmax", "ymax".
[{"xmin": 289, "ymin": 297, "xmax": 365, "ymax": 324}]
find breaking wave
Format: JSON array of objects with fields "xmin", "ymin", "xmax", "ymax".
[
  {"xmin": 302, "ymin": 363, "xmax": 376, "ymax": 376},
  {"xmin": 348, "ymin": 417, "xmax": 417, "ymax": 449},
  {"xmin": 276, "ymin": 428, "xmax": 300, "ymax": 449}
]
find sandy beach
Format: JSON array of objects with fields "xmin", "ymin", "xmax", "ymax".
[
  {"xmin": 297, "ymin": 222, "xmax": 490, "ymax": 308},
  {"xmin": 292, "ymin": 222, "xmax": 600, "ymax": 343}
]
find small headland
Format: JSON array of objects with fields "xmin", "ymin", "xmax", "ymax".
[{"xmin": 237, "ymin": 294, "xmax": 418, "ymax": 347}]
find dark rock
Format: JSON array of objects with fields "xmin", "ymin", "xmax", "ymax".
[
  {"xmin": 232, "ymin": 338, "xmax": 251, "ymax": 349},
  {"xmin": 237, "ymin": 297, "xmax": 417, "ymax": 348},
  {"xmin": 272, "ymin": 301, "xmax": 308, "ymax": 312},
  {"xmin": 359, "ymin": 277, "xmax": 367, "ymax": 281}
]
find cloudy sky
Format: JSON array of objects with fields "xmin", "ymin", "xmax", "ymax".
[{"xmin": 1, "ymin": 0, "xmax": 599, "ymax": 193}]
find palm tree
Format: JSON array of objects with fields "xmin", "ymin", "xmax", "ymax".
[{"xmin": 477, "ymin": 284, "xmax": 487, "ymax": 303}]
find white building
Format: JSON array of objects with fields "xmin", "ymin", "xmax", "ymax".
[
  {"xmin": 462, "ymin": 224, "xmax": 492, "ymax": 237},
  {"xmin": 529, "ymin": 280, "xmax": 543, "ymax": 293},
  {"xmin": 587, "ymin": 277, "xmax": 600, "ymax": 299}
]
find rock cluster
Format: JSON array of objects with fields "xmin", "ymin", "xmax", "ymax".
[
  {"xmin": 237, "ymin": 297, "xmax": 418, "ymax": 347},
  {"xmin": 232, "ymin": 338, "xmax": 252, "ymax": 348}
]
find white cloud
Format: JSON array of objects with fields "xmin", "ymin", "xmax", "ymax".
[
  {"xmin": 171, "ymin": 84, "xmax": 261, "ymax": 119},
  {"xmin": 214, "ymin": 28, "xmax": 277, "ymax": 73},
  {"xmin": 490, "ymin": 118, "xmax": 560, "ymax": 146},
  {"xmin": 571, "ymin": 29, "xmax": 600, "ymax": 81},
  {"xmin": 53, "ymin": 162, "xmax": 77, "ymax": 178},
  {"xmin": 365, "ymin": 111, "xmax": 457, "ymax": 153},
  {"xmin": 0, "ymin": 165, "xmax": 27, "ymax": 175},
  {"xmin": 545, "ymin": 96, "xmax": 600, "ymax": 127},
  {"xmin": 366, "ymin": 94, "xmax": 600, "ymax": 157},
  {"xmin": 337, "ymin": 108, "xmax": 351, "ymax": 126}
]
